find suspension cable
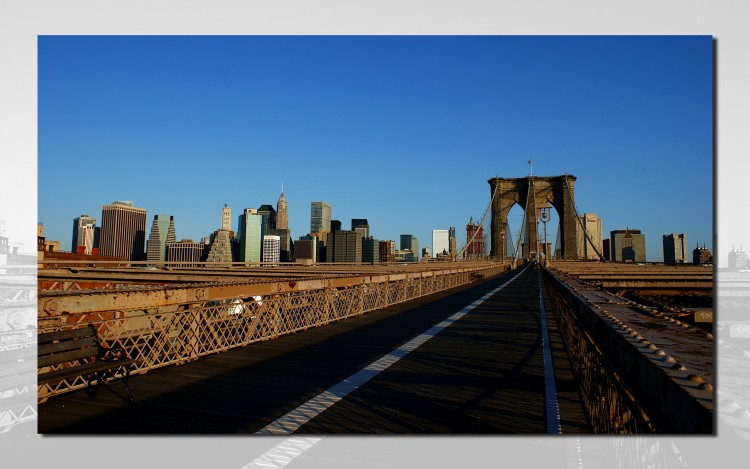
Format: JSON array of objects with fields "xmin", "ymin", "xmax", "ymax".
[{"xmin": 563, "ymin": 176, "xmax": 604, "ymax": 260}]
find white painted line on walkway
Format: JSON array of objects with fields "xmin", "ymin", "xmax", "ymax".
[
  {"xmin": 255, "ymin": 266, "xmax": 528, "ymax": 435},
  {"xmin": 538, "ymin": 269, "xmax": 562, "ymax": 434}
]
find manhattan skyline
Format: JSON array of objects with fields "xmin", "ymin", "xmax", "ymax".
[{"xmin": 38, "ymin": 36, "xmax": 713, "ymax": 261}]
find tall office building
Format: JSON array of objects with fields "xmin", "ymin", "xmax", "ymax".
[
  {"xmin": 577, "ymin": 213, "xmax": 603, "ymax": 260},
  {"xmin": 71, "ymin": 215, "xmax": 99, "ymax": 254},
  {"xmin": 258, "ymin": 204, "xmax": 277, "ymax": 235},
  {"xmin": 238, "ymin": 208, "xmax": 263, "ymax": 265},
  {"xmin": 352, "ymin": 219, "xmax": 369, "ymax": 238},
  {"xmin": 465, "ymin": 217, "xmax": 485, "ymax": 259},
  {"xmin": 448, "ymin": 227, "xmax": 457, "ymax": 258},
  {"xmin": 276, "ymin": 186, "xmax": 289, "ymax": 230},
  {"xmin": 610, "ymin": 229, "xmax": 646, "ymax": 263},
  {"xmin": 362, "ymin": 237, "xmax": 379, "ymax": 264},
  {"xmin": 400, "ymin": 234, "xmax": 419, "ymax": 261},
  {"xmin": 221, "ymin": 204, "xmax": 232, "ymax": 231},
  {"xmin": 331, "ymin": 220, "xmax": 342, "ymax": 232},
  {"xmin": 205, "ymin": 230, "xmax": 234, "ymax": 265},
  {"xmin": 326, "ymin": 230, "xmax": 362, "ymax": 263},
  {"xmin": 99, "ymin": 201, "xmax": 147, "ymax": 260},
  {"xmin": 269, "ymin": 228, "xmax": 293, "ymax": 262},
  {"xmin": 311, "ymin": 201, "xmax": 331, "ymax": 235},
  {"xmin": 296, "ymin": 235, "xmax": 318, "ymax": 263},
  {"xmin": 262, "ymin": 235, "xmax": 281, "ymax": 264},
  {"xmin": 693, "ymin": 244, "xmax": 712, "ymax": 265},
  {"xmin": 663, "ymin": 233, "xmax": 688, "ymax": 264},
  {"xmin": 379, "ymin": 240, "xmax": 395, "ymax": 263},
  {"xmin": 146, "ymin": 215, "xmax": 176, "ymax": 263},
  {"xmin": 432, "ymin": 229, "xmax": 450, "ymax": 258}
]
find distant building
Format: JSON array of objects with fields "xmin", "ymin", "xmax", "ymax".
[
  {"xmin": 268, "ymin": 228, "xmax": 293, "ymax": 262},
  {"xmin": 379, "ymin": 240, "xmax": 395, "ymax": 263},
  {"xmin": 276, "ymin": 186, "xmax": 289, "ymax": 230},
  {"xmin": 663, "ymin": 233, "xmax": 688, "ymax": 264},
  {"xmin": 99, "ymin": 201, "xmax": 147, "ymax": 261},
  {"xmin": 296, "ymin": 235, "xmax": 318, "ymax": 263},
  {"xmin": 311, "ymin": 201, "xmax": 331, "ymax": 234},
  {"xmin": 395, "ymin": 249, "xmax": 415, "ymax": 262},
  {"xmin": 326, "ymin": 230, "xmax": 362, "ymax": 263},
  {"xmin": 146, "ymin": 215, "xmax": 176, "ymax": 263},
  {"xmin": 238, "ymin": 208, "xmax": 263, "ymax": 265},
  {"xmin": 352, "ymin": 219, "xmax": 369, "ymax": 238},
  {"xmin": 331, "ymin": 220, "xmax": 342, "ymax": 232},
  {"xmin": 577, "ymin": 213, "xmax": 603, "ymax": 260},
  {"xmin": 602, "ymin": 238, "xmax": 611, "ymax": 262},
  {"xmin": 432, "ymin": 229, "xmax": 450, "ymax": 258},
  {"xmin": 422, "ymin": 247, "xmax": 431, "ymax": 259},
  {"xmin": 362, "ymin": 237, "xmax": 379, "ymax": 264},
  {"xmin": 449, "ymin": 227, "xmax": 457, "ymax": 258},
  {"xmin": 71, "ymin": 215, "xmax": 100, "ymax": 254},
  {"xmin": 167, "ymin": 239, "xmax": 207, "ymax": 267},
  {"xmin": 400, "ymin": 234, "xmax": 419, "ymax": 261},
  {"xmin": 693, "ymin": 244, "xmax": 712, "ymax": 265},
  {"xmin": 262, "ymin": 235, "xmax": 281, "ymax": 264},
  {"xmin": 728, "ymin": 248, "xmax": 749, "ymax": 271},
  {"xmin": 205, "ymin": 230, "xmax": 234, "ymax": 265},
  {"xmin": 465, "ymin": 217, "xmax": 485, "ymax": 259},
  {"xmin": 222, "ymin": 204, "xmax": 232, "ymax": 231},
  {"xmin": 610, "ymin": 229, "xmax": 646, "ymax": 263},
  {"xmin": 257, "ymin": 204, "xmax": 278, "ymax": 235}
]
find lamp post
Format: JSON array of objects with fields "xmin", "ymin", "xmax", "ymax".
[{"xmin": 539, "ymin": 200, "xmax": 551, "ymax": 267}]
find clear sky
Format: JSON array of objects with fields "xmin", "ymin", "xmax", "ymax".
[{"xmin": 38, "ymin": 36, "xmax": 713, "ymax": 261}]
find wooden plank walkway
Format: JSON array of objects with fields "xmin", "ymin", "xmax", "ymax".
[{"xmin": 38, "ymin": 266, "xmax": 590, "ymax": 434}]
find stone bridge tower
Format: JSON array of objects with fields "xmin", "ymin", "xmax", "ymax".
[{"xmin": 488, "ymin": 174, "xmax": 578, "ymax": 260}]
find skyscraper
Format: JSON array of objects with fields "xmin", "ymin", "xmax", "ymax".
[
  {"xmin": 326, "ymin": 230, "xmax": 362, "ymax": 263},
  {"xmin": 352, "ymin": 219, "xmax": 369, "ymax": 238},
  {"xmin": 693, "ymin": 244, "xmax": 712, "ymax": 265},
  {"xmin": 257, "ymin": 204, "xmax": 278, "ymax": 235},
  {"xmin": 99, "ymin": 201, "xmax": 147, "ymax": 260},
  {"xmin": 311, "ymin": 201, "xmax": 331, "ymax": 234},
  {"xmin": 663, "ymin": 233, "xmax": 688, "ymax": 264},
  {"xmin": 432, "ymin": 229, "xmax": 450, "ymax": 258},
  {"xmin": 238, "ymin": 208, "xmax": 263, "ymax": 265},
  {"xmin": 276, "ymin": 185, "xmax": 289, "ymax": 230},
  {"xmin": 262, "ymin": 235, "xmax": 281, "ymax": 264},
  {"xmin": 362, "ymin": 237, "xmax": 379, "ymax": 264},
  {"xmin": 449, "ymin": 227, "xmax": 457, "ymax": 258},
  {"xmin": 400, "ymin": 234, "xmax": 419, "ymax": 261},
  {"xmin": 465, "ymin": 217, "xmax": 485, "ymax": 259},
  {"xmin": 71, "ymin": 215, "xmax": 99, "ymax": 254},
  {"xmin": 146, "ymin": 215, "xmax": 176, "ymax": 263},
  {"xmin": 610, "ymin": 229, "xmax": 646, "ymax": 263},
  {"xmin": 379, "ymin": 240, "xmax": 395, "ymax": 263},
  {"xmin": 222, "ymin": 204, "xmax": 232, "ymax": 231},
  {"xmin": 577, "ymin": 213, "xmax": 603, "ymax": 260}
]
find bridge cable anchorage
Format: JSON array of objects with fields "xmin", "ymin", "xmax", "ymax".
[
  {"xmin": 538, "ymin": 268, "xmax": 562, "ymax": 434},
  {"xmin": 563, "ymin": 177, "xmax": 604, "ymax": 261},
  {"xmin": 457, "ymin": 178, "xmax": 501, "ymax": 260},
  {"xmin": 254, "ymin": 266, "xmax": 530, "ymax": 435}
]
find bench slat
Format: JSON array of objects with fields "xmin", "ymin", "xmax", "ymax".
[
  {"xmin": 37, "ymin": 346, "xmax": 99, "ymax": 368},
  {"xmin": 37, "ymin": 336, "xmax": 99, "ymax": 357},
  {"xmin": 38, "ymin": 327, "xmax": 97, "ymax": 345}
]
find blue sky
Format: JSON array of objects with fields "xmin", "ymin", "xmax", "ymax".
[{"xmin": 38, "ymin": 36, "xmax": 713, "ymax": 261}]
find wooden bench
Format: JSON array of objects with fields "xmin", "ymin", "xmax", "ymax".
[{"xmin": 38, "ymin": 325, "xmax": 137, "ymax": 404}]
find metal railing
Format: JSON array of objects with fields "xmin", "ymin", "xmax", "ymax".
[
  {"xmin": 541, "ymin": 268, "xmax": 657, "ymax": 433},
  {"xmin": 37, "ymin": 262, "xmax": 508, "ymax": 401}
]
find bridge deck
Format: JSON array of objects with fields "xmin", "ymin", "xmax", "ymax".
[{"xmin": 39, "ymin": 266, "xmax": 590, "ymax": 434}]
